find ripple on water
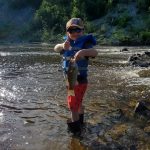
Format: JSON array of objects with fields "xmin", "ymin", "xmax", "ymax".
[{"xmin": 0, "ymin": 46, "xmax": 150, "ymax": 149}]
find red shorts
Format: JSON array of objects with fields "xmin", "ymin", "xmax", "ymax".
[{"xmin": 67, "ymin": 83, "xmax": 87, "ymax": 112}]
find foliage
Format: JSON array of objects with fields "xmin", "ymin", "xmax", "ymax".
[
  {"xmin": 71, "ymin": 0, "xmax": 84, "ymax": 18},
  {"xmin": 112, "ymin": 29, "xmax": 130, "ymax": 42},
  {"xmin": 107, "ymin": 0, "xmax": 119, "ymax": 10},
  {"xmin": 9, "ymin": 0, "xmax": 42, "ymax": 9},
  {"xmin": 84, "ymin": 22, "xmax": 97, "ymax": 33},
  {"xmin": 84, "ymin": 0, "xmax": 108, "ymax": 20},
  {"xmin": 1, "ymin": 0, "xmax": 150, "ymax": 44},
  {"xmin": 136, "ymin": 0, "xmax": 150, "ymax": 11},
  {"xmin": 0, "ymin": 23, "xmax": 13, "ymax": 39},
  {"xmin": 140, "ymin": 31, "xmax": 150, "ymax": 42},
  {"xmin": 112, "ymin": 12, "xmax": 132, "ymax": 28},
  {"xmin": 35, "ymin": 0, "xmax": 71, "ymax": 33},
  {"xmin": 146, "ymin": 15, "xmax": 150, "ymax": 28}
]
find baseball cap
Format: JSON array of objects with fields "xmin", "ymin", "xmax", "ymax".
[{"xmin": 66, "ymin": 18, "xmax": 84, "ymax": 30}]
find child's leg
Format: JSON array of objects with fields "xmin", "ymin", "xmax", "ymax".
[
  {"xmin": 78, "ymin": 104, "xmax": 84, "ymax": 114},
  {"xmin": 71, "ymin": 111, "xmax": 79, "ymax": 122},
  {"xmin": 78, "ymin": 104, "xmax": 84, "ymax": 124},
  {"xmin": 67, "ymin": 95, "xmax": 80, "ymax": 133},
  {"xmin": 67, "ymin": 84, "xmax": 87, "ymax": 122},
  {"xmin": 76, "ymin": 84, "xmax": 87, "ymax": 124}
]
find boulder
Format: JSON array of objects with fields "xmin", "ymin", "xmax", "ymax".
[
  {"xmin": 128, "ymin": 52, "xmax": 150, "ymax": 67},
  {"xmin": 134, "ymin": 101, "xmax": 150, "ymax": 119},
  {"xmin": 144, "ymin": 126, "xmax": 150, "ymax": 134},
  {"xmin": 120, "ymin": 48, "xmax": 128, "ymax": 52}
]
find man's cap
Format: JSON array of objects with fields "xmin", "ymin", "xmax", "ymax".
[{"xmin": 66, "ymin": 18, "xmax": 84, "ymax": 30}]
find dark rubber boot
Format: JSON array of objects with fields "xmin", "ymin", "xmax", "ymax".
[
  {"xmin": 79, "ymin": 114, "xmax": 84, "ymax": 124},
  {"xmin": 67, "ymin": 120, "xmax": 81, "ymax": 134}
]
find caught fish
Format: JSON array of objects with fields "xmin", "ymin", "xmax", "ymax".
[{"xmin": 66, "ymin": 60, "xmax": 78, "ymax": 96}]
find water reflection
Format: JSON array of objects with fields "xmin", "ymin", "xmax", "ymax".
[
  {"xmin": 0, "ymin": 45, "xmax": 150, "ymax": 149},
  {"xmin": 69, "ymin": 138, "xmax": 87, "ymax": 150},
  {"xmin": 0, "ymin": 111, "xmax": 4, "ymax": 123},
  {"xmin": 0, "ymin": 51, "xmax": 58, "ymax": 56}
]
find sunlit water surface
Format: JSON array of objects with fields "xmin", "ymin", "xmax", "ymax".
[{"xmin": 0, "ymin": 44, "xmax": 150, "ymax": 150}]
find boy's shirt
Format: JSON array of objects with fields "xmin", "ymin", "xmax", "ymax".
[{"xmin": 61, "ymin": 34, "xmax": 96, "ymax": 83}]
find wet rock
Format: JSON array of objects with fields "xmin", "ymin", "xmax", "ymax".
[
  {"xmin": 111, "ymin": 109, "xmax": 124, "ymax": 119},
  {"xmin": 144, "ymin": 126, "xmax": 150, "ymax": 134},
  {"xmin": 145, "ymin": 51, "xmax": 150, "ymax": 57},
  {"xmin": 105, "ymin": 124, "xmax": 128, "ymax": 140},
  {"xmin": 120, "ymin": 48, "xmax": 128, "ymax": 52},
  {"xmin": 107, "ymin": 109, "xmax": 125, "ymax": 122},
  {"xmin": 24, "ymin": 119, "xmax": 35, "ymax": 125},
  {"xmin": 134, "ymin": 101, "xmax": 150, "ymax": 119},
  {"xmin": 90, "ymin": 140, "xmax": 127, "ymax": 150},
  {"xmin": 138, "ymin": 70, "xmax": 150, "ymax": 78},
  {"xmin": 0, "ymin": 132, "xmax": 11, "ymax": 142},
  {"xmin": 130, "ymin": 145, "xmax": 137, "ymax": 150},
  {"xmin": 128, "ymin": 52, "xmax": 150, "ymax": 67}
]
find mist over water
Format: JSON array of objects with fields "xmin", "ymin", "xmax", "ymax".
[{"xmin": 0, "ymin": 45, "xmax": 150, "ymax": 149}]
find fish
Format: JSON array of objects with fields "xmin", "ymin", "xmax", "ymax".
[{"xmin": 66, "ymin": 59, "xmax": 78, "ymax": 96}]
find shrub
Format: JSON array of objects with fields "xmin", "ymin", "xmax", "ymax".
[
  {"xmin": 112, "ymin": 12, "xmax": 132, "ymax": 27},
  {"xmin": 84, "ymin": 0, "xmax": 108, "ymax": 20},
  {"xmin": 71, "ymin": 0, "xmax": 85, "ymax": 18},
  {"xmin": 112, "ymin": 29, "xmax": 131, "ymax": 43},
  {"xmin": 85, "ymin": 22, "xmax": 97, "ymax": 33},
  {"xmin": 0, "ymin": 23, "xmax": 13, "ymax": 39},
  {"xmin": 107, "ymin": 0, "xmax": 119, "ymax": 9},
  {"xmin": 140, "ymin": 31, "xmax": 150, "ymax": 42},
  {"xmin": 71, "ymin": 0, "xmax": 108, "ymax": 20},
  {"xmin": 146, "ymin": 15, "xmax": 150, "ymax": 28},
  {"xmin": 9, "ymin": 0, "xmax": 42, "ymax": 9},
  {"xmin": 136, "ymin": 0, "xmax": 150, "ymax": 11},
  {"xmin": 35, "ymin": 0, "xmax": 70, "ymax": 33}
]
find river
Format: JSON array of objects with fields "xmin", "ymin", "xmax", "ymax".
[{"xmin": 0, "ymin": 44, "xmax": 150, "ymax": 150}]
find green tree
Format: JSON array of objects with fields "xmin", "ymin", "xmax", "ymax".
[
  {"xmin": 84, "ymin": 0, "xmax": 108, "ymax": 20},
  {"xmin": 35, "ymin": 0, "xmax": 70, "ymax": 33},
  {"xmin": 9, "ymin": 0, "xmax": 42, "ymax": 9},
  {"xmin": 136, "ymin": 0, "xmax": 150, "ymax": 11},
  {"xmin": 71, "ymin": 0, "xmax": 86, "ymax": 19}
]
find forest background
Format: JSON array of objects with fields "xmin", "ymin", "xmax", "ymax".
[{"xmin": 0, "ymin": 0, "xmax": 150, "ymax": 45}]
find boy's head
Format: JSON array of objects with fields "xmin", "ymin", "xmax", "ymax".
[{"xmin": 66, "ymin": 18, "xmax": 84, "ymax": 40}]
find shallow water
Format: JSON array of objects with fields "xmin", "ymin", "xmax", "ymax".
[{"xmin": 0, "ymin": 44, "xmax": 150, "ymax": 150}]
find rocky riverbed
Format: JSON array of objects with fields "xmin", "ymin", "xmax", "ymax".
[{"xmin": 0, "ymin": 45, "xmax": 150, "ymax": 149}]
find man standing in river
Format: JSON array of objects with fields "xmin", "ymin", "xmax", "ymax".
[{"xmin": 54, "ymin": 18, "xmax": 98, "ymax": 134}]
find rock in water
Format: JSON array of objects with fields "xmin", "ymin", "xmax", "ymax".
[
  {"xmin": 144, "ymin": 126, "xmax": 150, "ymax": 134},
  {"xmin": 145, "ymin": 51, "xmax": 150, "ymax": 57},
  {"xmin": 120, "ymin": 48, "xmax": 128, "ymax": 52},
  {"xmin": 134, "ymin": 101, "xmax": 150, "ymax": 119},
  {"xmin": 128, "ymin": 52, "xmax": 150, "ymax": 67}
]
